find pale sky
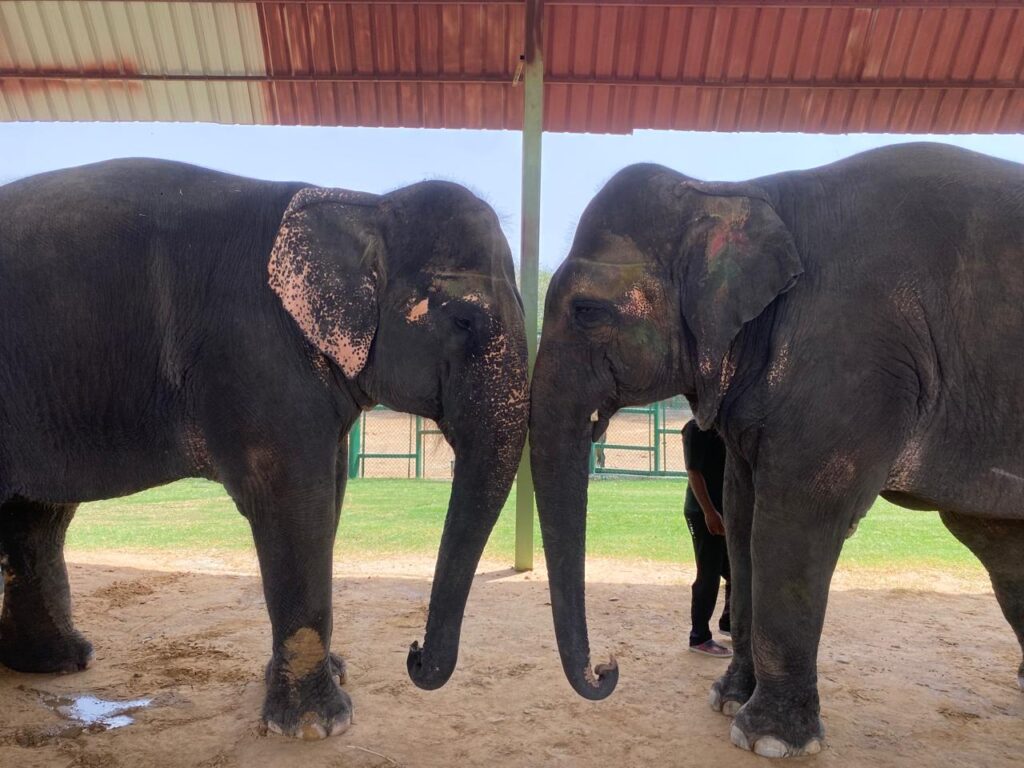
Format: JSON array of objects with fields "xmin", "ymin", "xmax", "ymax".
[{"xmin": 3, "ymin": 123, "xmax": 1023, "ymax": 269}]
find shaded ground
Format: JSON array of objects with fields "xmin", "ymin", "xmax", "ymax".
[{"xmin": 1, "ymin": 553, "xmax": 1020, "ymax": 768}]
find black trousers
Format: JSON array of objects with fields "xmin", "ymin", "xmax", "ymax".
[{"xmin": 685, "ymin": 508, "xmax": 731, "ymax": 646}]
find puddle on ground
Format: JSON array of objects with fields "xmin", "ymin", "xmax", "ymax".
[{"xmin": 42, "ymin": 692, "xmax": 153, "ymax": 732}]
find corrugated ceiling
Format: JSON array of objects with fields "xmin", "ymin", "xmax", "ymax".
[{"xmin": 2, "ymin": 1, "xmax": 1023, "ymax": 133}]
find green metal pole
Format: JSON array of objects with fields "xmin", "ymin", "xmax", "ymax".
[
  {"xmin": 415, "ymin": 416, "xmax": 423, "ymax": 479},
  {"xmin": 515, "ymin": 0, "xmax": 544, "ymax": 572},
  {"xmin": 348, "ymin": 416, "xmax": 362, "ymax": 480},
  {"xmin": 653, "ymin": 403, "xmax": 662, "ymax": 474}
]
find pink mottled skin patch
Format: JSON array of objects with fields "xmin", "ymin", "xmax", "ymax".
[
  {"xmin": 886, "ymin": 438, "xmax": 924, "ymax": 490},
  {"xmin": 406, "ymin": 298, "xmax": 429, "ymax": 323},
  {"xmin": 717, "ymin": 352, "xmax": 737, "ymax": 393},
  {"xmin": 766, "ymin": 343, "xmax": 791, "ymax": 391},
  {"xmin": 620, "ymin": 285, "xmax": 654, "ymax": 319},
  {"xmin": 184, "ymin": 424, "xmax": 211, "ymax": 473},
  {"xmin": 811, "ymin": 451, "xmax": 857, "ymax": 497},
  {"xmin": 461, "ymin": 291, "xmax": 489, "ymax": 308},
  {"xmin": 890, "ymin": 282, "xmax": 926, "ymax": 323},
  {"xmin": 325, "ymin": 320, "xmax": 371, "ymax": 375},
  {"xmin": 310, "ymin": 351, "xmax": 332, "ymax": 382},
  {"xmin": 438, "ymin": 291, "xmax": 491, "ymax": 311}
]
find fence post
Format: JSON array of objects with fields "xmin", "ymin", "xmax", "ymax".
[
  {"xmin": 348, "ymin": 415, "xmax": 362, "ymax": 479},
  {"xmin": 653, "ymin": 403, "xmax": 661, "ymax": 473},
  {"xmin": 415, "ymin": 416, "xmax": 423, "ymax": 479}
]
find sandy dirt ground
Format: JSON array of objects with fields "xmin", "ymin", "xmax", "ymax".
[{"xmin": 1, "ymin": 552, "xmax": 1021, "ymax": 768}]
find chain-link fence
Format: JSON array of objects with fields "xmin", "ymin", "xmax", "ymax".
[
  {"xmin": 589, "ymin": 398, "xmax": 692, "ymax": 476},
  {"xmin": 348, "ymin": 398, "xmax": 694, "ymax": 478},
  {"xmin": 347, "ymin": 406, "xmax": 454, "ymax": 479}
]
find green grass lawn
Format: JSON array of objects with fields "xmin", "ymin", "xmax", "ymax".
[{"xmin": 66, "ymin": 477, "xmax": 980, "ymax": 571}]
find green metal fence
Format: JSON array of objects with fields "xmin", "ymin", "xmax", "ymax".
[
  {"xmin": 348, "ymin": 406, "xmax": 450, "ymax": 479},
  {"xmin": 348, "ymin": 399, "xmax": 693, "ymax": 479},
  {"xmin": 588, "ymin": 399, "xmax": 691, "ymax": 477}
]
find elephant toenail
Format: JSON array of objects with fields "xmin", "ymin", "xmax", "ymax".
[
  {"xmin": 708, "ymin": 688, "xmax": 721, "ymax": 711},
  {"xmin": 729, "ymin": 724, "xmax": 751, "ymax": 751},
  {"xmin": 753, "ymin": 736, "xmax": 789, "ymax": 758},
  {"xmin": 722, "ymin": 700, "xmax": 742, "ymax": 716}
]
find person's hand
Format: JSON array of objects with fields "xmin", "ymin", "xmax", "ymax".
[{"xmin": 705, "ymin": 508, "xmax": 726, "ymax": 536}]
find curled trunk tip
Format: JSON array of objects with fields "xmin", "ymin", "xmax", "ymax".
[
  {"xmin": 577, "ymin": 656, "xmax": 619, "ymax": 700},
  {"xmin": 406, "ymin": 640, "xmax": 454, "ymax": 691}
]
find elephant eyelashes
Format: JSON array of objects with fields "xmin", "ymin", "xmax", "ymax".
[{"xmin": 572, "ymin": 300, "xmax": 615, "ymax": 330}]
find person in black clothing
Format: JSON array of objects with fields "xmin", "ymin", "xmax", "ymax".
[{"xmin": 682, "ymin": 419, "xmax": 732, "ymax": 657}]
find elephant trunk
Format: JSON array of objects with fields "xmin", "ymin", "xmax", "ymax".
[
  {"xmin": 529, "ymin": 351, "xmax": 618, "ymax": 700},
  {"xmin": 407, "ymin": 341, "xmax": 528, "ymax": 690}
]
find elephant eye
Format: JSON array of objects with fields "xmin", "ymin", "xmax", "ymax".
[
  {"xmin": 572, "ymin": 299, "xmax": 615, "ymax": 330},
  {"xmin": 452, "ymin": 315, "xmax": 474, "ymax": 333}
]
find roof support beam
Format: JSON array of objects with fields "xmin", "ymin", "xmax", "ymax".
[
  {"xmin": 515, "ymin": 0, "xmax": 544, "ymax": 573},
  {"xmin": 92, "ymin": 1, "xmax": 1024, "ymax": 8},
  {"xmin": 6, "ymin": 72, "xmax": 1021, "ymax": 92}
]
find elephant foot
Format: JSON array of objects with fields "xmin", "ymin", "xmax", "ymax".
[
  {"xmin": 0, "ymin": 628, "xmax": 94, "ymax": 675},
  {"xmin": 262, "ymin": 659, "xmax": 352, "ymax": 740},
  {"xmin": 729, "ymin": 688, "xmax": 824, "ymax": 759},
  {"xmin": 709, "ymin": 663, "xmax": 755, "ymax": 717}
]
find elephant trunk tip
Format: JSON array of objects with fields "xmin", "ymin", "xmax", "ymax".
[
  {"xmin": 406, "ymin": 640, "xmax": 455, "ymax": 691},
  {"xmin": 571, "ymin": 655, "xmax": 619, "ymax": 701}
]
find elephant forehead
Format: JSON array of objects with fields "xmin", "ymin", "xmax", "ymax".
[
  {"xmin": 430, "ymin": 271, "xmax": 499, "ymax": 308},
  {"xmin": 562, "ymin": 260, "xmax": 663, "ymax": 312},
  {"xmin": 704, "ymin": 195, "xmax": 751, "ymax": 223},
  {"xmin": 564, "ymin": 259, "xmax": 652, "ymax": 293}
]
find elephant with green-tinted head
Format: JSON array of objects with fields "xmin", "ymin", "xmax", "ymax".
[{"xmin": 531, "ymin": 143, "xmax": 1024, "ymax": 757}]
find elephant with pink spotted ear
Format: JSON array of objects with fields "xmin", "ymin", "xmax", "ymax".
[{"xmin": 0, "ymin": 158, "xmax": 528, "ymax": 740}]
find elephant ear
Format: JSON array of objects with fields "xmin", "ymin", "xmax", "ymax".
[
  {"xmin": 678, "ymin": 181, "xmax": 803, "ymax": 428},
  {"xmin": 268, "ymin": 187, "xmax": 383, "ymax": 379}
]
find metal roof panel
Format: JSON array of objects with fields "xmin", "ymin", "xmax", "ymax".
[{"xmin": 2, "ymin": 1, "xmax": 1023, "ymax": 132}]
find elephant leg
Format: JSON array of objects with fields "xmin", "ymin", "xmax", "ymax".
[
  {"xmin": 329, "ymin": 441, "xmax": 349, "ymax": 687},
  {"xmin": 710, "ymin": 453, "xmax": 756, "ymax": 716},
  {"xmin": 260, "ymin": 441, "xmax": 351, "ymax": 692},
  {"xmin": 939, "ymin": 510, "xmax": 1024, "ymax": 691},
  {"xmin": 728, "ymin": 471, "xmax": 868, "ymax": 759},
  {"xmin": 0, "ymin": 499, "xmax": 94, "ymax": 674},
  {"xmin": 229, "ymin": 454, "xmax": 350, "ymax": 740}
]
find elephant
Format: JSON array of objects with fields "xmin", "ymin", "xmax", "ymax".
[
  {"xmin": 0, "ymin": 158, "xmax": 528, "ymax": 739},
  {"xmin": 529, "ymin": 142, "xmax": 1024, "ymax": 757}
]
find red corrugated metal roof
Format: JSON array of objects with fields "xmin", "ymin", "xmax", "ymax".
[{"xmin": 3, "ymin": 1, "xmax": 1024, "ymax": 133}]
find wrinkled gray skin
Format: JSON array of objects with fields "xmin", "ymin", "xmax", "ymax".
[
  {"xmin": 0, "ymin": 159, "xmax": 528, "ymax": 739},
  {"xmin": 531, "ymin": 143, "xmax": 1024, "ymax": 757}
]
